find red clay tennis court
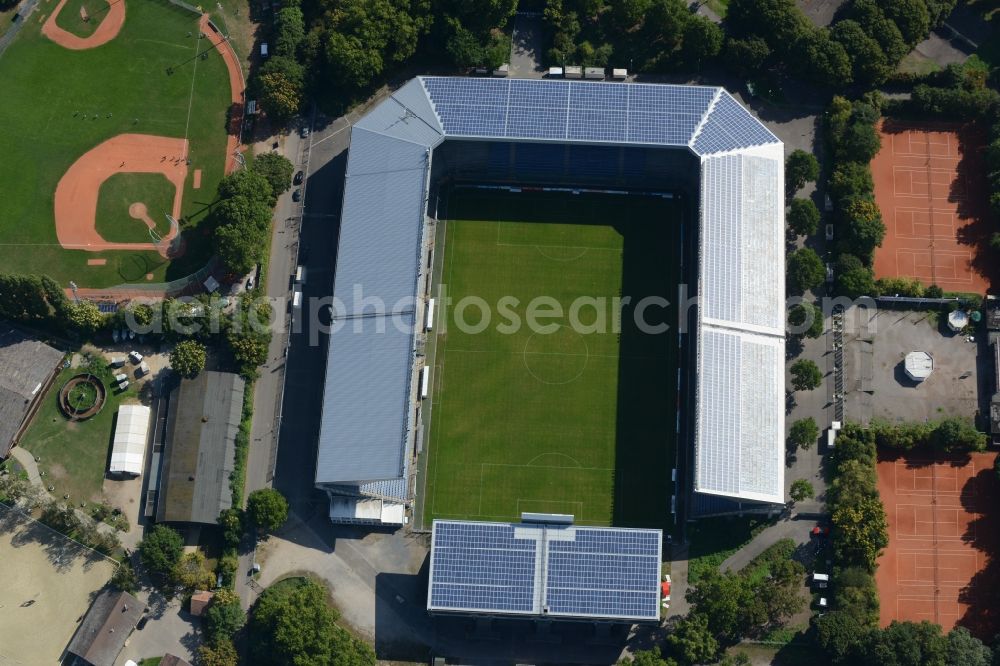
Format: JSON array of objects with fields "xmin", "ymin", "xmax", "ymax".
[
  {"xmin": 876, "ymin": 452, "xmax": 1000, "ymax": 637},
  {"xmin": 870, "ymin": 121, "xmax": 997, "ymax": 294}
]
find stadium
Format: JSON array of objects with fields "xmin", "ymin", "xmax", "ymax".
[{"xmin": 314, "ymin": 76, "xmax": 786, "ymax": 533}]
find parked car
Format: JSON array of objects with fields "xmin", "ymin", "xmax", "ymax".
[
  {"xmin": 128, "ymin": 350, "xmax": 143, "ymax": 364},
  {"xmin": 292, "ymin": 189, "xmax": 301, "ymax": 202},
  {"xmin": 293, "ymin": 170, "xmax": 304, "ymax": 185},
  {"xmin": 300, "ymin": 126, "xmax": 310, "ymax": 138}
]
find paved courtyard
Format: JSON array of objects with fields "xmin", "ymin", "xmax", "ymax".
[
  {"xmin": 869, "ymin": 310, "xmax": 982, "ymax": 423},
  {"xmin": 0, "ymin": 504, "xmax": 116, "ymax": 665}
]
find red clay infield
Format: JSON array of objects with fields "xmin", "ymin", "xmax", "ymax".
[
  {"xmin": 53, "ymin": 133, "xmax": 187, "ymax": 254},
  {"xmin": 871, "ymin": 120, "xmax": 997, "ymax": 294},
  {"xmin": 875, "ymin": 451, "xmax": 1000, "ymax": 637},
  {"xmin": 43, "ymin": 0, "xmax": 125, "ymax": 50}
]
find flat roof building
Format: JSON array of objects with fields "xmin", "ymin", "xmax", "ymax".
[
  {"xmin": 156, "ymin": 371, "xmax": 245, "ymax": 525},
  {"xmin": 427, "ymin": 518, "xmax": 662, "ymax": 622}
]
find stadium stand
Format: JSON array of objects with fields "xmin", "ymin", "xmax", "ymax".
[{"xmin": 315, "ymin": 77, "xmax": 785, "ymax": 527}]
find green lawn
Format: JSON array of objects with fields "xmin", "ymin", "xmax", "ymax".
[
  {"xmin": 0, "ymin": 0, "xmax": 231, "ymax": 287},
  {"xmin": 95, "ymin": 173, "xmax": 174, "ymax": 243},
  {"xmin": 686, "ymin": 516, "xmax": 775, "ymax": 584},
  {"xmin": 423, "ymin": 190, "xmax": 679, "ymax": 529},
  {"xmin": 19, "ymin": 356, "xmax": 140, "ymax": 505},
  {"xmin": 54, "ymin": 0, "xmax": 111, "ymax": 38}
]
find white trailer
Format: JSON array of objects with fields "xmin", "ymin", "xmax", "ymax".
[
  {"xmin": 425, "ymin": 298, "xmax": 436, "ymax": 331},
  {"xmin": 420, "ymin": 366, "xmax": 430, "ymax": 399}
]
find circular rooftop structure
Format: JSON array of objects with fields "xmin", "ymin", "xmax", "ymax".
[
  {"xmin": 948, "ymin": 310, "xmax": 969, "ymax": 332},
  {"xmin": 904, "ymin": 351, "xmax": 934, "ymax": 382}
]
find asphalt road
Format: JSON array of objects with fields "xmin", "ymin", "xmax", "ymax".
[{"xmin": 237, "ymin": 112, "xmax": 352, "ymax": 608}]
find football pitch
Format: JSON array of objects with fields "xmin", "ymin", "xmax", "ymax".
[{"xmin": 422, "ymin": 189, "xmax": 680, "ymax": 529}]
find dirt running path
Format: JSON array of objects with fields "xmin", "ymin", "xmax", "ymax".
[
  {"xmin": 54, "ymin": 133, "xmax": 187, "ymax": 252},
  {"xmin": 43, "ymin": 0, "xmax": 125, "ymax": 50},
  {"xmin": 200, "ymin": 14, "xmax": 244, "ymax": 174}
]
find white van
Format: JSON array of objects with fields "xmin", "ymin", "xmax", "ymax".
[{"xmin": 294, "ymin": 265, "xmax": 306, "ymax": 285}]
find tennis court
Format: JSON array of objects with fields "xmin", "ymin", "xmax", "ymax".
[
  {"xmin": 875, "ymin": 452, "xmax": 1000, "ymax": 637},
  {"xmin": 871, "ymin": 121, "xmax": 995, "ymax": 294}
]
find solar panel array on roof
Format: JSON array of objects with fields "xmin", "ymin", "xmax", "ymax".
[
  {"xmin": 693, "ymin": 91, "xmax": 780, "ymax": 155},
  {"xmin": 421, "ymin": 77, "xmax": 718, "ymax": 148},
  {"xmin": 428, "ymin": 520, "xmax": 662, "ymax": 621}
]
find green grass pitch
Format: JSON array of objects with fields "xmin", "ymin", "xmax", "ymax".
[
  {"xmin": 95, "ymin": 173, "xmax": 174, "ymax": 243},
  {"xmin": 423, "ymin": 189, "xmax": 680, "ymax": 529},
  {"xmin": 0, "ymin": 0, "xmax": 232, "ymax": 287},
  {"xmin": 54, "ymin": 0, "xmax": 111, "ymax": 38}
]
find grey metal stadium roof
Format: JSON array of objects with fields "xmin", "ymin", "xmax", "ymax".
[
  {"xmin": 427, "ymin": 520, "xmax": 662, "ymax": 621},
  {"xmin": 317, "ymin": 76, "xmax": 784, "ymax": 505}
]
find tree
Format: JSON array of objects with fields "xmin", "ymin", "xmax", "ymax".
[
  {"xmin": 170, "ymin": 340, "xmax": 206, "ymax": 379},
  {"xmin": 832, "ymin": 494, "xmax": 888, "ymax": 570},
  {"xmin": 787, "ymin": 247, "xmax": 826, "ymax": 293},
  {"xmin": 686, "ymin": 570, "xmax": 753, "ymax": 640},
  {"xmin": 139, "ymin": 524, "xmax": 184, "ymax": 581},
  {"xmin": 842, "ymin": 198, "xmax": 886, "ymax": 260},
  {"xmin": 831, "ymin": 19, "xmax": 890, "ymax": 86},
  {"xmin": 839, "ymin": 121, "xmax": 882, "ymax": 162},
  {"xmin": 174, "ymin": 551, "xmax": 216, "ymax": 592},
  {"xmin": 945, "ymin": 626, "xmax": 991, "ymax": 666},
  {"xmin": 274, "ymin": 6, "xmax": 305, "ymax": 58},
  {"xmin": 836, "ymin": 267, "xmax": 875, "ymax": 298},
  {"xmin": 724, "ymin": 36, "xmax": 771, "ymax": 77},
  {"xmin": 215, "ymin": 222, "xmax": 267, "ymax": 276},
  {"xmin": 218, "ymin": 168, "xmax": 276, "ymax": 208},
  {"xmin": 198, "ymin": 637, "xmax": 239, "ymax": 666},
  {"xmin": 66, "ymin": 300, "xmax": 105, "ymax": 335},
  {"xmin": 789, "ymin": 479, "xmax": 815, "ymax": 502},
  {"xmin": 788, "ymin": 197, "xmax": 821, "ymax": 236},
  {"xmin": 247, "ymin": 488, "xmax": 289, "ymax": 532},
  {"xmin": 249, "ymin": 578, "xmax": 375, "ymax": 666},
  {"xmin": 872, "ymin": 620, "xmax": 947, "ymax": 666},
  {"xmin": 790, "ymin": 359, "xmax": 822, "ymax": 391},
  {"xmin": 931, "ymin": 417, "xmax": 986, "ymax": 452},
  {"xmin": 665, "ymin": 613, "xmax": 718, "ymax": 665},
  {"xmin": 883, "ymin": 0, "xmax": 931, "ymax": 46},
  {"xmin": 259, "ymin": 70, "xmax": 303, "ymax": 121},
  {"xmin": 680, "ymin": 16, "xmax": 723, "ymax": 67},
  {"xmin": 799, "ymin": 29, "xmax": 853, "ymax": 88},
  {"xmin": 0, "ymin": 273, "xmax": 67, "ymax": 324},
  {"xmin": 788, "ymin": 302, "xmax": 824, "ymax": 338},
  {"xmin": 204, "ymin": 588, "xmax": 247, "ymax": 644},
  {"xmin": 828, "ymin": 161, "xmax": 874, "ymax": 204},
  {"xmin": 813, "ymin": 610, "xmax": 873, "ymax": 664},
  {"xmin": 254, "ymin": 152, "xmax": 295, "ymax": 198},
  {"xmin": 785, "ymin": 149, "xmax": 820, "ymax": 194},
  {"xmin": 218, "ymin": 507, "xmax": 245, "ymax": 548},
  {"xmin": 789, "ymin": 417, "xmax": 820, "ymax": 450},
  {"xmin": 0, "ymin": 471, "xmax": 41, "ymax": 508},
  {"xmin": 111, "ymin": 560, "xmax": 139, "ymax": 594}
]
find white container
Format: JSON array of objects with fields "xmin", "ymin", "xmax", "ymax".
[
  {"xmin": 548, "ymin": 66, "xmax": 564, "ymax": 77},
  {"xmin": 612, "ymin": 68, "xmax": 628, "ymax": 80},
  {"xmin": 564, "ymin": 66, "xmax": 583, "ymax": 79}
]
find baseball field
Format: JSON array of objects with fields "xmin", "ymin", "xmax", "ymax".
[
  {"xmin": 0, "ymin": 0, "xmax": 236, "ymax": 288},
  {"xmin": 422, "ymin": 189, "xmax": 679, "ymax": 529}
]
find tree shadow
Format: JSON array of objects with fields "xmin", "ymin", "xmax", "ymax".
[{"xmin": 955, "ymin": 460, "xmax": 1000, "ymax": 639}]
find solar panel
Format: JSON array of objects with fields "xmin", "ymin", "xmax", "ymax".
[
  {"xmin": 692, "ymin": 91, "xmax": 780, "ymax": 155},
  {"xmin": 428, "ymin": 521, "xmax": 662, "ymax": 621},
  {"xmin": 422, "ymin": 76, "xmax": 720, "ymax": 148}
]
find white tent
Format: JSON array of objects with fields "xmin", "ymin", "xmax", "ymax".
[
  {"xmin": 948, "ymin": 310, "xmax": 969, "ymax": 332},
  {"xmin": 109, "ymin": 404, "xmax": 151, "ymax": 476}
]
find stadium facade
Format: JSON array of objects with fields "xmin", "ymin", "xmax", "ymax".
[{"xmin": 315, "ymin": 76, "xmax": 785, "ymax": 526}]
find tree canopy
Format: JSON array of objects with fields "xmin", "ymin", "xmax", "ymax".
[
  {"xmin": 787, "ymin": 197, "xmax": 821, "ymax": 237},
  {"xmin": 170, "ymin": 340, "xmax": 207, "ymax": 379},
  {"xmin": 787, "ymin": 247, "xmax": 826, "ymax": 293},
  {"xmin": 790, "ymin": 359, "xmax": 822, "ymax": 391},
  {"xmin": 249, "ymin": 578, "xmax": 375, "ymax": 666},
  {"xmin": 789, "ymin": 417, "xmax": 819, "ymax": 450},
  {"xmin": 254, "ymin": 152, "xmax": 296, "ymax": 198},
  {"xmin": 139, "ymin": 525, "xmax": 184, "ymax": 581},
  {"xmin": 785, "ymin": 150, "xmax": 820, "ymax": 194},
  {"xmin": 247, "ymin": 488, "xmax": 289, "ymax": 532}
]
